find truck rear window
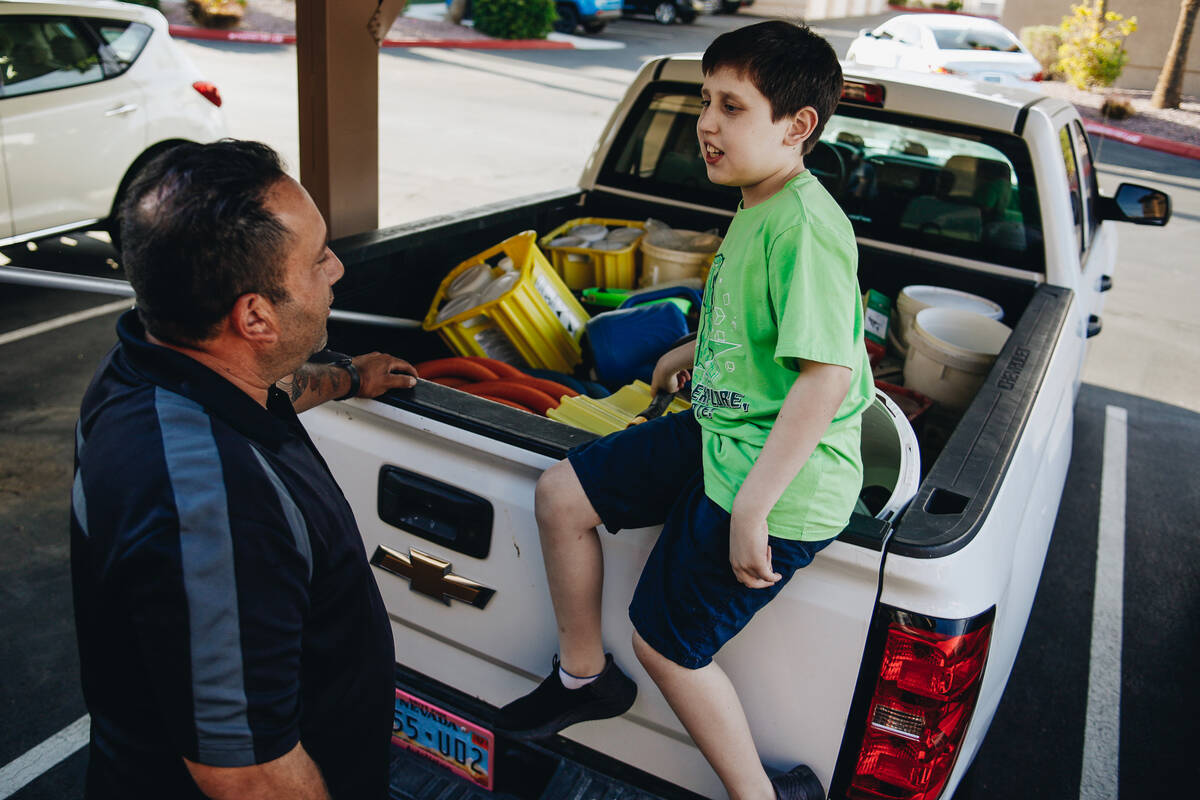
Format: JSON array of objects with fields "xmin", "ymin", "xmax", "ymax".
[{"xmin": 599, "ymin": 83, "xmax": 1044, "ymax": 273}]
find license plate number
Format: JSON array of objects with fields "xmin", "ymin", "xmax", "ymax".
[{"xmin": 393, "ymin": 688, "xmax": 494, "ymax": 790}]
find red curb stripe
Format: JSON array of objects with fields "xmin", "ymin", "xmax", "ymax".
[
  {"xmin": 167, "ymin": 24, "xmax": 572, "ymax": 50},
  {"xmin": 1083, "ymin": 119, "xmax": 1200, "ymax": 162}
]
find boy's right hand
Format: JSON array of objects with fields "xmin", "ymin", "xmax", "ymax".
[
  {"xmin": 651, "ymin": 362, "xmax": 691, "ymax": 395},
  {"xmin": 729, "ymin": 509, "xmax": 782, "ymax": 589},
  {"xmin": 651, "ymin": 338, "xmax": 697, "ymax": 394}
]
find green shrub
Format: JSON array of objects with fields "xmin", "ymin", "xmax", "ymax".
[
  {"xmin": 473, "ymin": 0, "xmax": 557, "ymax": 40},
  {"xmin": 1021, "ymin": 25, "xmax": 1062, "ymax": 79},
  {"xmin": 1056, "ymin": 3, "xmax": 1138, "ymax": 90}
]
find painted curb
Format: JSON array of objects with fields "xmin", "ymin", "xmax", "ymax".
[
  {"xmin": 167, "ymin": 24, "xmax": 573, "ymax": 50},
  {"xmin": 1083, "ymin": 120, "xmax": 1200, "ymax": 162}
]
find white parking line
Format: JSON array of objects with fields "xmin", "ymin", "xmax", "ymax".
[
  {"xmin": 1080, "ymin": 405, "xmax": 1127, "ymax": 800},
  {"xmin": 0, "ymin": 299, "xmax": 130, "ymax": 348},
  {"xmin": 0, "ymin": 715, "xmax": 90, "ymax": 799}
]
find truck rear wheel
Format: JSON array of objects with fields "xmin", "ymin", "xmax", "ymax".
[{"xmin": 554, "ymin": 4, "xmax": 580, "ymax": 33}]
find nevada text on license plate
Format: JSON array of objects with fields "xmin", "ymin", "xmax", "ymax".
[{"xmin": 393, "ymin": 688, "xmax": 494, "ymax": 790}]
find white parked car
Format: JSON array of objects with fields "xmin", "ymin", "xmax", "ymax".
[
  {"xmin": 845, "ymin": 13, "xmax": 1044, "ymax": 88},
  {"xmin": 0, "ymin": 0, "xmax": 227, "ymax": 248}
]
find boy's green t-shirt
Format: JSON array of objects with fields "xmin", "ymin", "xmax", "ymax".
[{"xmin": 691, "ymin": 171, "xmax": 874, "ymax": 541}]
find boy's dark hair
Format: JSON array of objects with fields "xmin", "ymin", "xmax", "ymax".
[
  {"xmin": 120, "ymin": 140, "xmax": 291, "ymax": 346},
  {"xmin": 701, "ymin": 21, "xmax": 843, "ymax": 155}
]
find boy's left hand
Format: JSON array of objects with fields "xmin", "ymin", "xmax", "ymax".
[{"xmin": 729, "ymin": 510, "xmax": 781, "ymax": 589}]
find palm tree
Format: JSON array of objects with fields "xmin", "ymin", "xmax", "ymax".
[{"xmin": 1151, "ymin": 0, "xmax": 1200, "ymax": 109}]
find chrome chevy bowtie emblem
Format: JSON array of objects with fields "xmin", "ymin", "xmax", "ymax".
[{"xmin": 370, "ymin": 545, "xmax": 495, "ymax": 609}]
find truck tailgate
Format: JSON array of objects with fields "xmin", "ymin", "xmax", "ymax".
[{"xmin": 302, "ymin": 388, "xmax": 886, "ymax": 798}]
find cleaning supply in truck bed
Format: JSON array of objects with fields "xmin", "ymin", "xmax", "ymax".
[
  {"xmin": 638, "ymin": 219, "xmax": 722, "ymax": 288},
  {"xmin": 892, "ymin": 284, "xmax": 1004, "ymax": 355},
  {"xmin": 547, "ymin": 381, "xmax": 692, "ymax": 435},
  {"xmin": 903, "ymin": 307, "xmax": 1011, "ymax": 410},
  {"xmin": 423, "ymin": 232, "xmax": 588, "ymax": 372},
  {"xmin": 541, "ymin": 218, "xmax": 646, "ymax": 290}
]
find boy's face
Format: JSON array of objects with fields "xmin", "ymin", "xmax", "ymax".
[{"xmin": 698, "ymin": 67, "xmax": 813, "ymax": 208}]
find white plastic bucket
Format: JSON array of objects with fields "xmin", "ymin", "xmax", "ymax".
[
  {"xmin": 903, "ymin": 307, "xmax": 1012, "ymax": 410},
  {"xmin": 857, "ymin": 389, "xmax": 921, "ymax": 522},
  {"xmin": 639, "ymin": 233, "xmax": 720, "ymax": 287},
  {"xmin": 893, "ymin": 285, "xmax": 1004, "ymax": 355}
]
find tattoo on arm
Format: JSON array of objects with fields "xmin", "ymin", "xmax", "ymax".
[{"xmin": 281, "ymin": 370, "xmax": 310, "ymax": 403}]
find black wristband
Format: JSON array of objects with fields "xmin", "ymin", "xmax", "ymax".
[{"xmin": 333, "ymin": 357, "xmax": 360, "ymax": 401}]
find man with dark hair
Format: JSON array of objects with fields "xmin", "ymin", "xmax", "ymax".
[{"xmin": 71, "ymin": 140, "xmax": 418, "ymax": 799}]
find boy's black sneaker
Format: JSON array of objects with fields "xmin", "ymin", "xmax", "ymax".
[
  {"xmin": 769, "ymin": 764, "xmax": 824, "ymax": 800},
  {"xmin": 495, "ymin": 654, "xmax": 637, "ymax": 740}
]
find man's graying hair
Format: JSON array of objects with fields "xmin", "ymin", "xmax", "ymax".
[{"xmin": 120, "ymin": 140, "xmax": 291, "ymax": 345}]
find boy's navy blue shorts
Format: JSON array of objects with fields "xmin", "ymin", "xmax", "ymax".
[{"xmin": 567, "ymin": 409, "xmax": 834, "ymax": 669}]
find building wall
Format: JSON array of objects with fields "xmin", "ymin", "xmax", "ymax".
[{"xmin": 1002, "ymin": 0, "xmax": 1200, "ymax": 96}]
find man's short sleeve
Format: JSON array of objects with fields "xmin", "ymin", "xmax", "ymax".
[
  {"xmin": 767, "ymin": 221, "xmax": 861, "ymax": 371},
  {"xmin": 115, "ymin": 511, "xmax": 310, "ymax": 768}
]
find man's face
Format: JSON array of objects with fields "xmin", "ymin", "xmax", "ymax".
[{"xmin": 263, "ymin": 177, "xmax": 344, "ymax": 372}]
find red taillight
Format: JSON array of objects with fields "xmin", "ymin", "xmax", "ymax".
[
  {"xmin": 192, "ymin": 81, "xmax": 222, "ymax": 107},
  {"xmin": 842, "ymin": 81, "xmax": 885, "ymax": 107},
  {"xmin": 1032, "ymin": 71, "xmax": 1045, "ymax": 82},
  {"xmin": 846, "ymin": 609, "xmax": 993, "ymax": 800}
]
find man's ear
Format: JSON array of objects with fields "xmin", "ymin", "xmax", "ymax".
[
  {"xmin": 229, "ymin": 293, "xmax": 279, "ymax": 345},
  {"xmin": 784, "ymin": 107, "xmax": 820, "ymax": 149}
]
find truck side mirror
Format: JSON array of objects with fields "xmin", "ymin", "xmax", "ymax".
[{"xmin": 1100, "ymin": 182, "xmax": 1171, "ymax": 226}]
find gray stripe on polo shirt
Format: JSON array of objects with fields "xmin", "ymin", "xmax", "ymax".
[
  {"xmin": 250, "ymin": 447, "xmax": 313, "ymax": 583},
  {"xmin": 154, "ymin": 387, "xmax": 255, "ymax": 766},
  {"xmin": 73, "ymin": 422, "xmax": 88, "ymax": 538}
]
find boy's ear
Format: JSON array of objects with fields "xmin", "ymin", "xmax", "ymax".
[{"xmin": 784, "ymin": 106, "xmax": 820, "ymax": 149}]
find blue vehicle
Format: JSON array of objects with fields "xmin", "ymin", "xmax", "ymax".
[{"xmin": 449, "ymin": 0, "xmax": 622, "ymax": 34}]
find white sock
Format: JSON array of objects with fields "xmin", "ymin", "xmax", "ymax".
[{"xmin": 558, "ymin": 664, "xmax": 601, "ymax": 690}]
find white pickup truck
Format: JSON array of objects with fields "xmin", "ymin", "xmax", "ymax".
[{"xmin": 302, "ymin": 58, "xmax": 1169, "ymax": 800}]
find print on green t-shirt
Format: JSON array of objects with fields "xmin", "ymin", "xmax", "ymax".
[{"xmin": 690, "ymin": 172, "xmax": 874, "ymax": 541}]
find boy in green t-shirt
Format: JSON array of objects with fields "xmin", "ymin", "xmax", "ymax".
[{"xmin": 498, "ymin": 21, "xmax": 873, "ymax": 800}]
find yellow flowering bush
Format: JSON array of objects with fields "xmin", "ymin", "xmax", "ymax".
[{"xmin": 1056, "ymin": 4, "xmax": 1138, "ymax": 89}]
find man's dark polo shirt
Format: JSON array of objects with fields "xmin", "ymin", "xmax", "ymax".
[{"xmin": 70, "ymin": 311, "xmax": 394, "ymax": 799}]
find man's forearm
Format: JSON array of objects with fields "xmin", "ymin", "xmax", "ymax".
[
  {"xmin": 185, "ymin": 741, "xmax": 330, "ymax": 800},
  {"xmin": 276, "ymin": 363, "xmax": 351, "ymax": 413}
]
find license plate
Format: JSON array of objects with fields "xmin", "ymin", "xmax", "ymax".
[{"xmin": 393, "ymin": 688, "xmax": 494, "ymax": 790}]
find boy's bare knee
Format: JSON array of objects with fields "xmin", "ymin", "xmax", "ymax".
[
  {"xmin": 535, "ymin": 460, "xmax": 598, "ymax": 531},
  {"xmin": 633, "ymin": 631, "xmax": 668, "ymax": 676}
]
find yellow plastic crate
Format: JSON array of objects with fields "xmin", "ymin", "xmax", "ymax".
[
  {"xmin": 423, "ymin": 231, "xmax": 589, "ymax": 373},
  {"xmin": 539, "ymin": 218, "xmax": 645, "ymax": 291},
  {"xmin": 546, "ymin": 381, "xmax": 691, "ymax": 436}
]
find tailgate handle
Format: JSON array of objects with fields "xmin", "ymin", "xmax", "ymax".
[
  {"xmin": 1087, "ymin": 314, "xmax": 1103, "ymax": 338},
  {"xmin": 377, "ymin": 465, "xmax": 493, "ymax": 559}
]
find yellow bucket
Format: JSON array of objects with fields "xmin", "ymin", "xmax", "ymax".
[
  {"xmin": 540, "ymin": 218, "xmax": 645, "ymax": 291},
  {"xmin": 423, "ymin": 232, "xmax": 589, "ymax": 373}
]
